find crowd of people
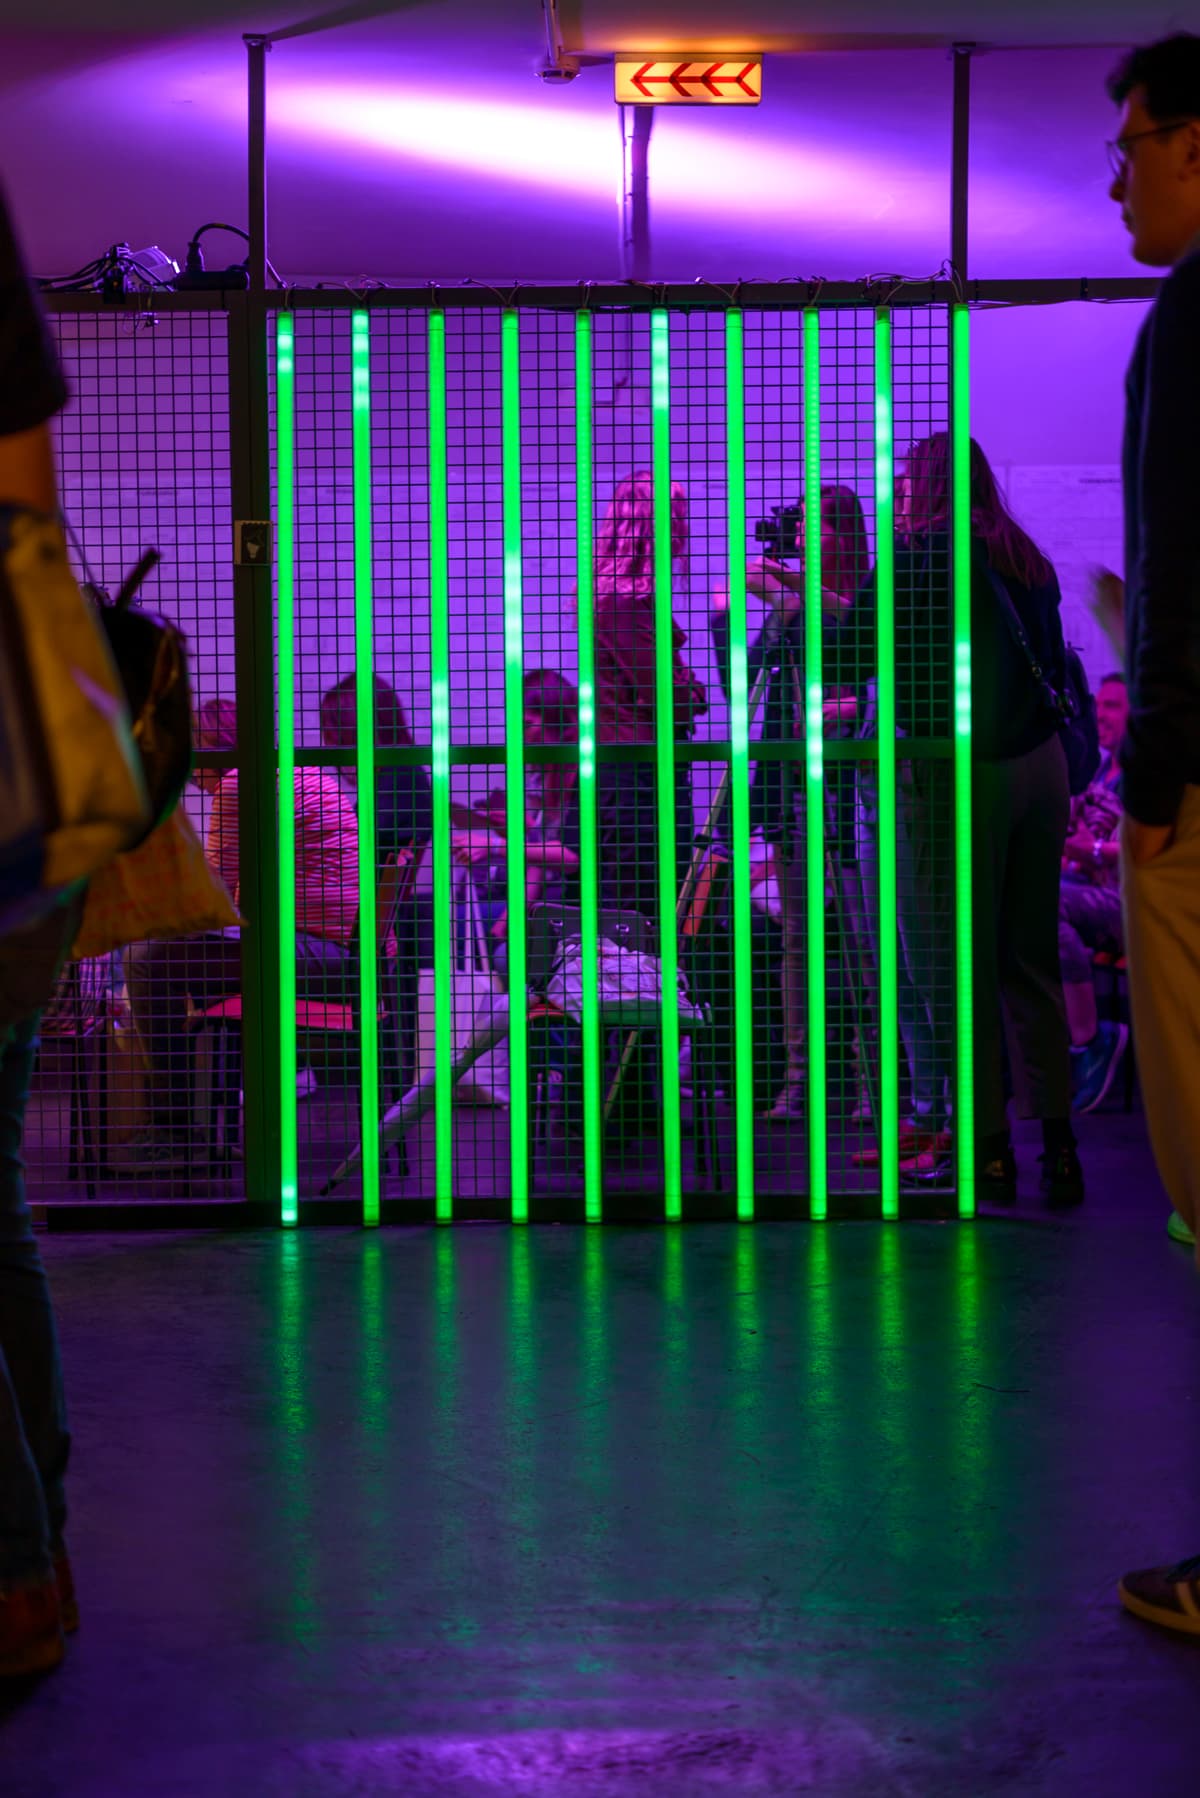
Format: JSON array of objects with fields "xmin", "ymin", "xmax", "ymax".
[{"xmin": 103, "ymin": 445, "xmax": 1130, "ymax": 1211}]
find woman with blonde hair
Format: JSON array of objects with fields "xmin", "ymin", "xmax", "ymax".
[{"xmin": 592, "ymin": 471, "xmax": 706, "ymax": 924}]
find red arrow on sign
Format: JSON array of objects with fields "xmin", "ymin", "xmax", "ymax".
[
  {"xmin": 700, "ymin": 61, "xmax": 758, "ymax": 97},
  {"xmin": 631, "ymin": 60, "xmax": 696, "ymax": 98}
]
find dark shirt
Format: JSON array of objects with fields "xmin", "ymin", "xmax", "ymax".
[
  {"xmin": 842, "ymin": 534, "xmax": 1067, "ymax": 762},
  {"xmin": 1120, "ymin": 249, "xmax": 1200, "ymax": 826},
  {"xmin": 376, "ymin": 764, "xmax": 433, "ymax": 859},
  {"xmin": 594, "ymin": 583, "xmax": 707, "ymax": 744},
  {"xmin": 711, "ymin": 604, "xmax": 858, "ymax": 838},
  {"xmin": 0, "ymin": 188, "xmax": 67, "ymax": 437}
]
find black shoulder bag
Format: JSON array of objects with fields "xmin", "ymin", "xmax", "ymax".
[{"xmin": 983, "ymin": 566, "xmax": 1100, "ymax": 796}]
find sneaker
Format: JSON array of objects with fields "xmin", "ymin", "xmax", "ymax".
[
  {"xmin": 1119, "ymin": 1551, "xmax": 1200, "ymax": 1636},
  {"xmin": 1071, "ymin": 1022, "xmax": 1129, "ymax": 1114},
  {"xmin": 1040, "ymin": 1141, "xmax": 1085, "ymax": 1208},
  {"xmin": 114, "ymin": 1131, "xmax": 195, "ymax": 1171},
  {"xmin": 1167, "ymin": 1209, "xmax": 1196, "ymax": 1248},
  {"xmin": 0, "ymin": 1573, "xmax": 65, "ymax": 1678},
  {"xmin": 899, "ymin": 1147, "xmax": 955, "ymax": 1188},
  {"xmin": 761, "ymin": 1086, "xmax": 806, "ymax": 1124},
  {"xmin": 296, "ymin": 1065, "xmax": 319, "ymax": 1101},
  {"xmin": 54, "ymin": 1550, "xmax": 78, "ymax": 1636},
  {"xmin": 857, "ymin": 1125, "xmax": 950, "ymax": 1169}
]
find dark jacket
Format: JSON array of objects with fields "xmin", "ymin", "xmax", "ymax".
[
  {"xmin": 711, "ymin": 606, "xmax": 860, "ymax": 839},
  {"xmin": 841, "ymin": 534, "xmax": 1068, "ymax": 763},
  {"xmin": 1121, "ymin": 249, "xmax": 1200, "ymax": 825}
]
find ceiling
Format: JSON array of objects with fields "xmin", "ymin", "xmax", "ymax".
[{"xmin": 0, "ymin": 2, "xmax": 1172, "ymax": 284}]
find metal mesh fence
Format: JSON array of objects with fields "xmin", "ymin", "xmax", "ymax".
[
  {"xmin": 25, "ymin": 293, "xmax": 962, "ymax": 1222},
  {"xmin": 26, "ymin": 305, "xmax": 239, "ymax": 1207}
]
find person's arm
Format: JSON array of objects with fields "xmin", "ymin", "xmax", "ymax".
[
  {"xmin": 206, "ymin": 772, "xmax": 241, "ymax": 899},
  {"xmin": 0, "ymin": 191, "xmax": 68, "ymax": 510},
  {"xmin": 1122, "ymin": 259, "xmax": 1200, "ymax": 831}
]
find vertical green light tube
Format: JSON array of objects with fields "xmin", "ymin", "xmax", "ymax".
[
  {"xmin": 501, "ymin": 312, "xmax": 530, "ymax": 1223},
  {"xmin": 275, "ymin": 312, "xmax": 299, "ymax": 1228},
  {"xmin": 951, "ymin": 305, "xmax": 975, "ymax": 1218},
  {"xmin": 651, "ymin": 310, "xmax": 683, "ymax": 1220},
  {"xmin": 574, "ymin": 313, "xmax": 602, "ymax": 1224},
  {"xmin": 802, "ymin": 310, "xmax": 828, "ymax": 1221},
  {"xmin": 428, "ymin": 313, "xmax": 454, "ymax": 1220},
  {"xmin": 874, "ymin": 311, "xmax": 900, "ymax": 1222},
  {"xmin": 725, "ymin": 309, "xmax": 755, "ymax": 1220},
  {"xmin": 351, "ymin": 311, "xmax": 380, "ymax": 1227}
]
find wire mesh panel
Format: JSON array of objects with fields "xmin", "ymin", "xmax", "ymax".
[
  {"xmin": 287, "ymin": 297, "xmax": 961, "ymax": 1222},
  {"xmin": 25, "ymin": 305, "xmax": 239, "ymax": 1209},
  {"xmin": 23, "ymin": 292, "xmax": 963, "ymax": 1224}
]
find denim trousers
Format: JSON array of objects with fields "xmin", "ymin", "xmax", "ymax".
[{"xmin": 0, "ymin": 908, "xmax": 76, "ymax": 1586}]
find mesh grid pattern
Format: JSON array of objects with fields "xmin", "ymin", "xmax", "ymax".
[{"xmin": 23, "ymin": 295, "xmax": 959, "ymax": 1219}]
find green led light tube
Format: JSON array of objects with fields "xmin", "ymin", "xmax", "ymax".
[
  {"xmin": 874, "ymin": 310, "xmax": 900, "ymax": 1221},
  {"xmin": 725, "ymin": 308, "xmax": 755, "ymax": 1220},
  {"xmin": 501, "ymin": 312, "xmax": 530, "ymax": 1223},
  {"xmin": 351, "ymin": 311, "xmax": 380, "ymax": 1227},
  {"xmin": 650, "ymin": 310, "xmax": 683, "ymax": 1220},
  {"xmin": 802, "ymin": 310, "xmax": 828, "ymax": 1221},
  {"xmin": 428, "ymin": 313, "xmax": 454, "ymax": 1219},
  {"xmin": 275, "ymin": 311, "xmax": 299, "ymax": 1228},
  {"xmin": 574, "ymin": 312, "xmax": 603, "ymax": 1224},
  {"xmin": 951, "ymin": 304, "xmax": 975, "ymax": 1218}
]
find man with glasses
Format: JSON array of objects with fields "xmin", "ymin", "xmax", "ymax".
[{"xmin": 1093, "ymin": 33, "xmax": 1200, "ymax": 1637}]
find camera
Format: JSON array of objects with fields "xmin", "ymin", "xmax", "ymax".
[{"xmin": 753, "ymin": 501, "xmax": 804, "ymax": 562}]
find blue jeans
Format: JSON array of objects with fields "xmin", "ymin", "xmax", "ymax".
[{"xmin": 0, "ymin": 907, "xmax": 75, "ymax": 1586}]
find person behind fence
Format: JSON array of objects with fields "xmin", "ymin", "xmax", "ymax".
[
  {"xmin": 710, "ymin": 484, "xmax": 867, "ymax": 1124},
  {"xmin": 124, "ymin": 698, "xmax": 360, "ymax": 1162},
  {"xmin": 841, "ymin": 434, "xmax": 1081, "ymax": 1203},
  {"xmin": 451, "ymin": 670, "xmax": 583, "ymax": 935},
  {"xmin": 0, "ymin": 183, "xmax": 83, "ymax": 1676},
  {"xmin": 593, "ymin": 472, "xmax": 706, "ymax": 923},
  {"xmin": 320, "ymin": 673, "xmax": 431, "ymax": 1088},
  {"xmin": 1059, "ymin": 672, "xmax": 1130, "ymax": 1112}
]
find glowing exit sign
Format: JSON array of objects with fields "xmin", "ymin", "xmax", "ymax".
[{"xmin": 614, "ymin": 56, "xmax": 763, "ymax": 106}]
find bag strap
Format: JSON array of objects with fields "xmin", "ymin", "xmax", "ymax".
[{"xmin": 981, "ymin": 562, "xmax": 1069, "ymax": 722}]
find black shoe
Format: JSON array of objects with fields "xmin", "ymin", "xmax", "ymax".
[
  {"xmin": 1040, "ymin": 1142, "xmax": 1085, "ymax": 1209},
  {"xmin": 979, "ymin": 1141, "xmax": 1018, "ymax": 1204}
]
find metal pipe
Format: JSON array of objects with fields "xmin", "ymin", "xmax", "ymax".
[
  {"xmin": 245, "ymin": 35, "xmax": 270, "ymax": 295},
  {"xmin": 951, "ymin": 44, "xmax": 974, "ymax": 286}
]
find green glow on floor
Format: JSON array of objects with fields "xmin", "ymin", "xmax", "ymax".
[
  {"xmin": 351, "ymin": 311, "xmax": 380, "ymax": 1227},
  {"xmin": 275, "ymin": 311, "xmax": 298, "ymax": 1229},
  {"xmin": 651, "ymin": 310, "xmax": 683, "ymax": 1220}
]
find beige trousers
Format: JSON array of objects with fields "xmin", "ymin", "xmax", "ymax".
[{"xmin": 1121, "ymin": 784, "xmax": 1200, "ymax": 1258}]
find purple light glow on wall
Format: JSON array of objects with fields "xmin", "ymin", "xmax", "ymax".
[{"xmin": 260, "ymin": 79, "xmax": 949, "ymax": 231}]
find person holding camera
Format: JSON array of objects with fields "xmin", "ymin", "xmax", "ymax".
[{"xmin": 711, "ymin": 485, "xmax": 867, "ymax": 1123}]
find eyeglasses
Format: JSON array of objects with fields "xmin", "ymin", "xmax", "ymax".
[{"xmin": 1106, "ymin": 121, "xmax": 1193, "ymax": 182}]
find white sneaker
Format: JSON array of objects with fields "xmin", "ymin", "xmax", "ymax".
[{"xmin": 297, "ymin": 1066, "xmax": 319, "ymax": 1100}]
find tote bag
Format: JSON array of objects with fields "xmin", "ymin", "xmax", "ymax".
[
  {"xmin": 414, "ymin": 873, "xmax": 509, "ymax": 1106},
  {"xmin": 0, "ymin": 508, "xmax": 147, "ymax": 932}
]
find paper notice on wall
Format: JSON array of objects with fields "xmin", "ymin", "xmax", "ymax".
[{"xmin": 1000, "ymin": 465, "xmax": 1124, "ymax": 687}]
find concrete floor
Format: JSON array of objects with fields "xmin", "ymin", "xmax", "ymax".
[{"xmin": 3, "ymin": 1113, "xmax": 1199, "ymax": 1796}]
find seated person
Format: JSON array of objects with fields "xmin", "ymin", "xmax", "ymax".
[
  {"xmin": 1060, "ymin": 672, "xmax": 1129, "ymax": 1112},
  {"xmin": 320, "ymin": 673, "xmax": 432, "ymax": 1088},
  {"xmin": 125, "ymin": 698, "xmax": 360, "ymax": 1162}
]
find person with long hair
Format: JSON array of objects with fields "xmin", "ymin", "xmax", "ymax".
[
  {"xmin": 592, "ymin": 471, "xmax": 706, "ymax": 924},
  {"xmin": 848, "ymin": 433, "xmax": 1080, "ymax": 1202},
  {"xmin": 711, "ymin": 484, "xmax": 868, "ymax": 1122}
]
